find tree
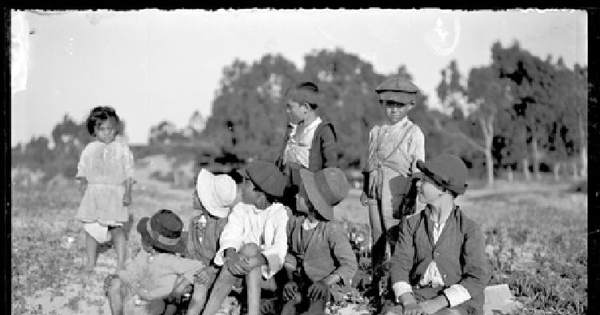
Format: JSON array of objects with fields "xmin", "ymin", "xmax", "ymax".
[
  {"xmin": 435, "ymin": 60, "xmax": 512, "ymax": 186},
  {"xmin": 203, "ymin": 55, "xmax": 301, "ymax": 162},
  {"xmin": 49, "ymin": 114, "xmax": 90, "ymax": 178},
  {"xmin": 492, "ymin": 41, "xmax": 562, "ymax": 180},
  {"xmin": 302, "ymin": 48, "xmax": 387, "ymax": 168},
  {"xmin": 148, "ymin": 120, "xmax": 189, "ymax": 145}
]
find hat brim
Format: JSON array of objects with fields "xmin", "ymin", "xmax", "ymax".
[
  {"xmin": 299, "ymin": 169, "xmax": 333, "ymax": 221},
  {"xmin": 415, "ymin": 160, "xmax": 467, "ymax": 195},
  {"xmin": 196, "ymin": 170, "xmax": 230, "ymax": 218},
  {"xmin": 377, "ymin": 91, "xmax": 417, "ymax": 104},
  {"xmin": 137, "ymin": 217, "xmax": 186, "ymax": 254}
]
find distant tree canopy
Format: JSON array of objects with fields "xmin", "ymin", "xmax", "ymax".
[{"xmin": 13, "ymin": 43, "xmax": 588, "ymax": 183}]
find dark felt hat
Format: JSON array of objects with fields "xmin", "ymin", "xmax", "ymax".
[
  {"xmin": 415, "ymin": 154, "xmax": 469, "ymax": 195},
  {"xmin": 299, "ymin": 168, "xmax": 350, "ymax": 221},
  {"xmin": 240, "ymin": 161, "xmax": 287, "ymax": 198},
  {"xmin": 137, "ymin": 209, "xmax": 186, "ymax": 254}
]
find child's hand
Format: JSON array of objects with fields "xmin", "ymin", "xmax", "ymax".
[
  {"xmin": 307, "ymin": 281, "xmax": 329, "ymax": 301},
  {"xmin": 359, "ymin": 191, "xmax": 369, "ymax": 206},
  {"xmin": 225, "ymin": 252, "xmax": 245, "ymax": 275},
  {"xmin": 368, "ymin": 170, "xmax": 379, "ymax": 198},
  {"xmin": 195, "ymin": 266, "xmax": 218, "ymax": 285},
  {"xmin": 283, "ymin": 282, "xmax": 299, "ymax": 301},
  {"xmin": 122, "ymin": 193, "xmax": 132, "ymax": 206}
]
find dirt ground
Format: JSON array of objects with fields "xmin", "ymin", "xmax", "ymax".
[{"xmin": 13, "ymin": 156, "xmax": 587, "ymax": 315}]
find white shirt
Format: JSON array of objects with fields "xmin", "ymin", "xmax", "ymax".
[
  {"xmin": 283, "ymin": 117, "xmax": 322, "ymax": 168},
  {"xmin": 214, "ymin": 202, "xmax": 289, "ymax": 279},
  {"xmin": 393, "ymin": 209, "xmax": 471, "ymax": 307}
]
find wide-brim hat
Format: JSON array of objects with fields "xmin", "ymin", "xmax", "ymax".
[
  {"xmin": 376, "ymin": 76, "xmax": 419, "ymax": 104},
  {"xmin": 196, "ymin": 169, "xmax": 237, "ymax": 218},
  {"xmin": 137, "ymin": 209, "xmax": 186, "ymax": 254},
  {"xmin": 415, "ymin": 154, "xmax": 468, "ymax": 195},
  {"xmin": 240, "ymin": 161, "xmax": 287, "ymax": 198},
  {"xmin": 299, "ymin": 168, "xmax": 350, "ymax": 221}
]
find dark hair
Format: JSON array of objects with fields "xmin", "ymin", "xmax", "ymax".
[
  {"xmin": 227, "ymin": 169, "xmax": 245, "ymax": 185},
  {"xmin": 285, "ymin": 81, "xmax": 320, "ymax": 109},
  {"xmin": 85, "ymin": 106, "xmax": 121, "ymax": 136}
]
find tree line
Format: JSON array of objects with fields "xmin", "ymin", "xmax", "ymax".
[{"xmin": 12, "ymin": 41, "xmax": 588, "ymax": 185}]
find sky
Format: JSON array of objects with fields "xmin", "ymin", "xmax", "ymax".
[{"xmin": 10, "ymin": 9, "xmax": 588, "ymax": 147}]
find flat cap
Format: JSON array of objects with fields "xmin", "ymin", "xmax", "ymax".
[{"xmin": 376, "ymin": 76, "xmax": 419, "ymax": 93}]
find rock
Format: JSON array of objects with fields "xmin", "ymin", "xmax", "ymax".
[{"xmin": 483, "ymin": 284, "xmax": 523, "ymax": 315}]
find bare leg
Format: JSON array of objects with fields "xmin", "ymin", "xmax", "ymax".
[
  {"xmin": 246, "ymin": 266, "xmax": 261, "ymax": 315},
  {"xmin": 106, "ymin": 276, "xmax": 125, "ymax": 315},
  {"xmin": 185, "ymin": 283, "xmax": 209, "ymax": 315},
  {"xmin": 368, "ymin": 200, "xmax": 386, "ymax": 296},
  {"xmin": 202, "ymin": 267, "xmax": 237, "ymax": 315},
  {"xmin": 281, "ymin": 300, "xmax": 298, "ymax": 315},
  {"xmin": 163, "ymin": 303, "xmax": 177, "ymax": 315},
  {"xmin": 111, "ymin": 227, "xmax": 127, "ymax": 271},
  {"xmin": 85, "ymin": 231, "xmax": 99, "ymax": 270}
]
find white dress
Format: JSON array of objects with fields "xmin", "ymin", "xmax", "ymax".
[{"xmin": 75, "ymin": 139, "xmax": 134, "ymax": 225}]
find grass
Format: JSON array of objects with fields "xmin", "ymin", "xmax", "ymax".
[{"xmin": 11, "ymin": 177, "xmax": 587, "ymax": 315}]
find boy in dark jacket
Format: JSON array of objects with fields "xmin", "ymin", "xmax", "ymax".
[
  {"xmin": 280, "ymin": 167, "xmax": 358, "ymax": 315},
  {"xmin": 276, "ymin": 81, "xmax": 339, "ymax": 210}
]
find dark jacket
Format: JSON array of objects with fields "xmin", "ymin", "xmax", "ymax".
[
  {"xmin": 276, "ymin": 120, "xmax": 339, "ymax": 178},
  {"xmin": 389, "ymin": 207, "xmax": 490, "ymax": 315},
  {"xmin": 185, "ymin": 214, "xmax": 228, "ymax": 266},
  {"xmin": 286, "ymin": 215, "xmax": 357, "ymax": 285}
]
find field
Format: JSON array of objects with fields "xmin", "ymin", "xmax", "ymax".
[{"xmin": 11, "ymin": 157, "xmax": 587, "ymax": 315}]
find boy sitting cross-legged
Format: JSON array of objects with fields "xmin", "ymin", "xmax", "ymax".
[{"xmin": 280, "ymin": 167, "xmax": 358, "ymax": 315}]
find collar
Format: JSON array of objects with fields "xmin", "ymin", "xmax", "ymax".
[
  {"xmin": 302, "ymin": 218, "xmax": 320, "ymax": 230},
  {"xmin": 298, "ymin": 116, "xmax": 322, "ymax": 133},
  {"xmin": 424, "ymin": 204, "xmax": 454, "ymax": 226}
]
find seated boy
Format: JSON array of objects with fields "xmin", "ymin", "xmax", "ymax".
[
  {"xmin": 202, "ymin": 161, "xmax": 290, "ymax": 315},
  {"xmin": 280, "ymin": 167, "xmax": 358, "ymax": 315},
  {"xmin": 168, "ymin": 169, "xmax": 240, "ymax": 315},
  {"xmin": 104, "ymin": 209, "xmax": 204, "ymax": 315}
]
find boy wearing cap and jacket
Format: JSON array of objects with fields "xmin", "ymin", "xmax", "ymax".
[
  {"xmin": 280, "ymin": 167, "xmax": 358, "ymax": 315},
  {"xmin": 383, "ymin": 154, "xmax": 490, "ymax": 315},
  {"xmin": 105, "ymin": 209, "xmax": 205, "ymax": 315},
  {"xmin": 276, "ymin": 81, "xmax": 339, "ymax": 210},
  {"xmin": 360, "ymin": 76, "xmax": 425, "ymax": 294},
  {"xmin": 202, "ymin": 161, "xmax": 290, "ymax": 315}
]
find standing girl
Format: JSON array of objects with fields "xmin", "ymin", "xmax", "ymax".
[{"xmin": 75, "ymin": 106, "xmax": 135, "ymax": 271}]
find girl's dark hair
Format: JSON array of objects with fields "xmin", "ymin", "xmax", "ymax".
[{"xmin": 86, "ymin": 106, "xmax": 121, "ymax": 136}]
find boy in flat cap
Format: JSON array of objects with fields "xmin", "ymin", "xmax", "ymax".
[
  {"xmin": 278, "ymin": 167, "xmax": 358, "ymax": 315},
  {"xmin": 277, "ymin": 81, "xmax": 339, "ymax": 211},
  {"xmin": 361, "ymin": 76, "xmax": 425, "ymax": 295},
  {"xmin": 202, "ymin": 161, "xmax": 290, "ymax": 315},
  {"xmin": 382, "ymin": 154, "xmax": 489, "ymax": 315}
]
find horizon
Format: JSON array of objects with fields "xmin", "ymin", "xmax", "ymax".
[{"xmin": 10, "ymin": 9, "xmax": 588, "ymax": 147}]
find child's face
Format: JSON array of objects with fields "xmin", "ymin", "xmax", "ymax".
[
  {"xmin": 94, "ymin": 118, "xmax": 117, "ymax": 144},
  {"xmin": 241, "ymin": 178, "xmax": 268, "ymax": 209},
  {"xmin": 192, "ymin": 188, "xmax": 204, "ymax": 211},
  {"xmin": 295, "ymin": 184, "xmax": 313, "ymax": 215},
  {"xmin": 380, "ymin": 99, "xmax": 414, "ymax": 124},
  {"xmin": 416, "ymin": 177, "xmax": 445, "ymax": 204},
  {"xmin": 285, "ymin": 99, "xmax": 307, "ymax": 124},
  {"xmin": 141, "ymin": 238, "xmax": 154, "ymax": 253}
]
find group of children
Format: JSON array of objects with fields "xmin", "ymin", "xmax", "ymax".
[{"xmin": 75, "ymin": 75, "xmax": 489, "ymax": 315}]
